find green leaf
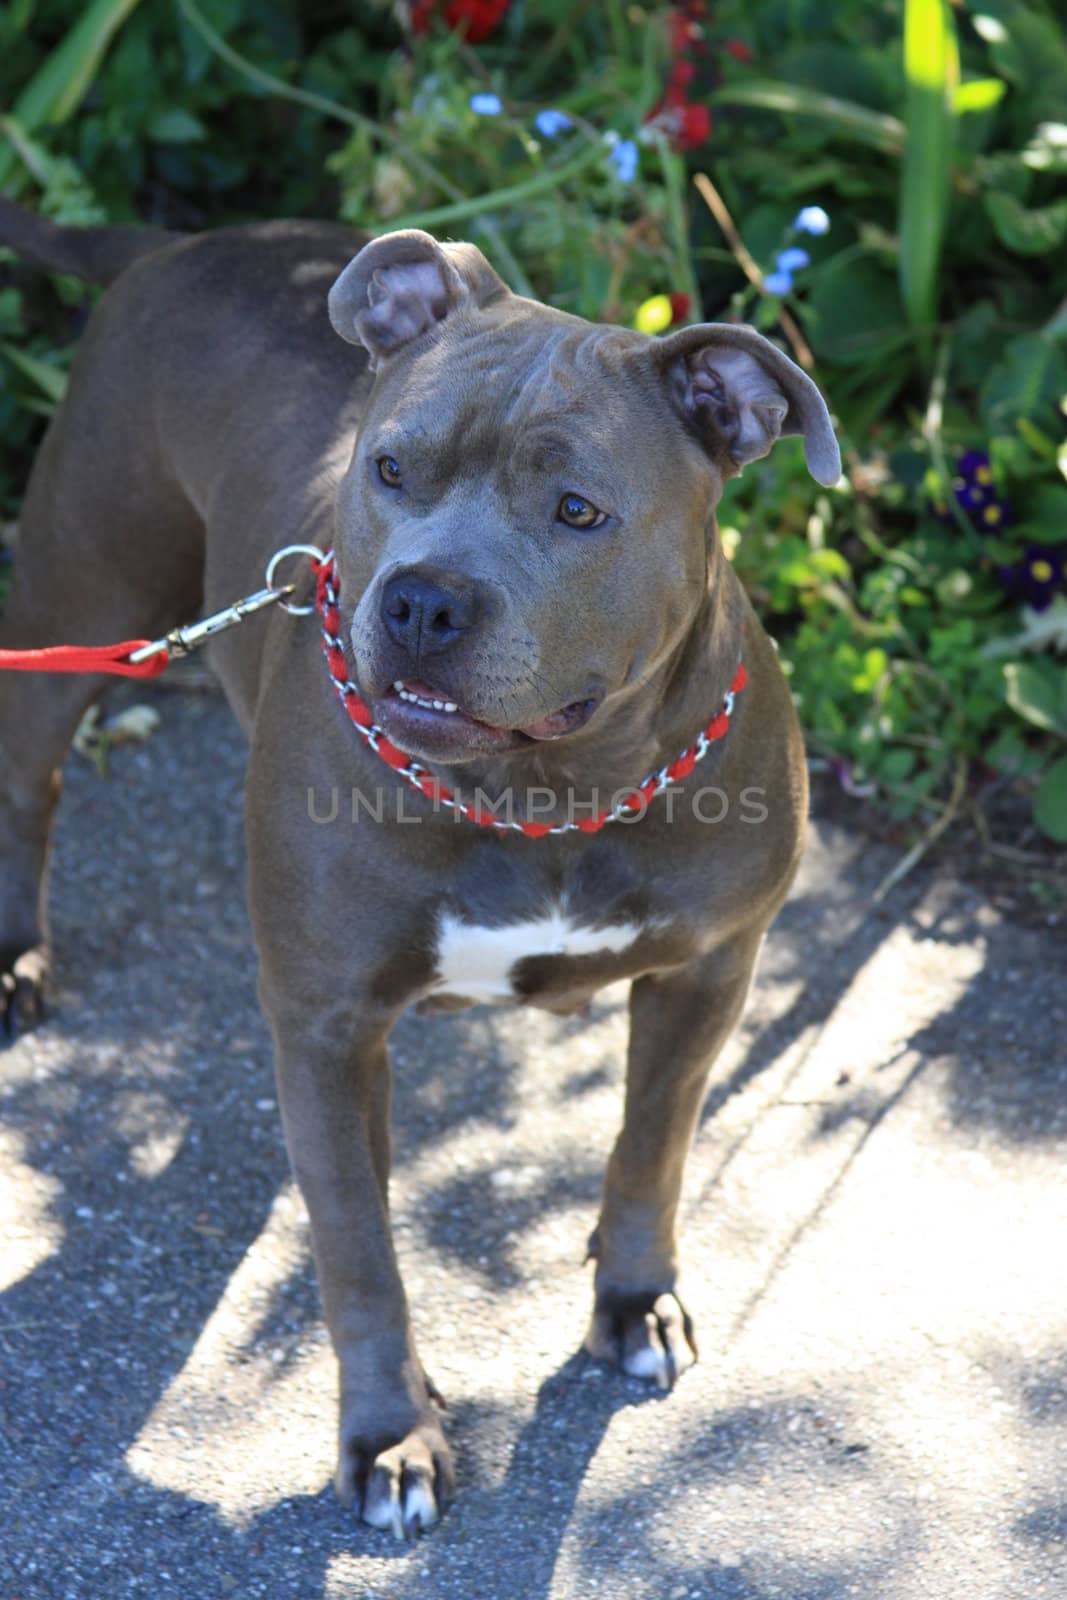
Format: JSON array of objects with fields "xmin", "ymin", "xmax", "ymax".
[
  {"xmin": 983, "ymin": 190, "xmax": 1067, "ymax": 256},
  {"xmin": 881, "ymin": 747, "xmax": 917, "ymax": 781},
  {"xmin": 984, "ymin": 727, "xmax": 1044, "ymax": 777},
  {"xmin": 811, "ymin": 549, "xmax": 851, "ymax": 580},
  {"xmin": 954, "ymin": 77, "xmax": 1005, "ymax": 113},
  {"xmin": 1024, "ymin": 484, "xmax": 1067, "ymax": 541},
  {"xmin": 1034, "ymin": 755, "xmax": 1067, "ymax": 842},
  {"xmin": 1004, "ymin": 662, "xmax": 1067, "ymax": 736},
  {"xmin": 851, "ymin": 647, "xmax": 889, "ymax": 692},
  {"xmin": 981, "ymin": 336, "xmax": 1067, "ymax": 433},
  {"xmin": 899, "ymin": 0, "xmax": 959, "ymax": 349},
  {"xmin": 0, "ymin": 341, "xmax": 67, "ymax": 404},
  {"xmin": 807, "ymin": 256, "xmax": 908, "ymax": 367},
  {"xmin": 778, "ymin": 555, "xmax": 818, "ymax": 587},
  {"xmin": 146, "ymin": 108, "xmax": 207, "ymax": 143}
]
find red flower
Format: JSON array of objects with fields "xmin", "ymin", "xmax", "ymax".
[
  {"xmin": 723, "ymin": 37, "xmax": 753, "ymax": 62},
  {"xmin": 410, "ymin": 0, "xmax": 509, "ymax": 44},
  {"xmin": 645, "ymin": 3, "xmax": 717, "ymax": 152},
  {"xmin": 668, "ymin": 292, "xmax": 691, "ymax": 323},
  {"xmin": 675, "ymin": 102, "xmax": 711, "ymax": 149}
]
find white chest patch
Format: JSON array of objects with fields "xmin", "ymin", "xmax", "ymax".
[{"xmin": 432, "ymin": 906, "xmax": 643, "ymax": 1005}]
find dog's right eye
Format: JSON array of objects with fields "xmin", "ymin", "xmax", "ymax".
[{"xmin": 377, "ymin": 456, "xmax": 402, "ymax": 487}]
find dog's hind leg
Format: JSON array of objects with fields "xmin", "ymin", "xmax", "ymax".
[{"xmin": 0, "ymin": 373, "xmax": 203, "ymax": 1035}]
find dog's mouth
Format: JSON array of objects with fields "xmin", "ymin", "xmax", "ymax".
[{"xmin": 370, "ymin": 677, "xmax": 602, "ymax": 759}]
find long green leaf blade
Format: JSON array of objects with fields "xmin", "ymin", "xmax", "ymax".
[
  {"xmin": 14, "ymin": 0, "xmax": 144, "ymax": 129},
  {"xmin": 899, "ymin": 0, "xmax": 959, "ymax": 355},
  {"xmin": 707, "ymin": 80, "xmax": 906, "ymax": 155},
  {"xmin": 0, "ymin": 341, "xmax": 68, "ymax": 404}
]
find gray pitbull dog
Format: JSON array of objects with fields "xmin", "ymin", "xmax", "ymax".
[{"xmin": 0, "ymin": 201, "xmax": 839, "ymax": 1538}]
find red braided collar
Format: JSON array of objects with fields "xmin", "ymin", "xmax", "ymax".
[{"xmin": 314, "ymin": 550, "xmax": 746, "ymax": 838}]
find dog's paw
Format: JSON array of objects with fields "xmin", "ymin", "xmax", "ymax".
[
  {"xmin": 337, "ymin": 1413, "xmax": 455, "ymax": 1541},
  {"xmin": 0, "ymin": 941, "xmax": 48, "ymax": 1041},
  {"xmin": 584, "ymin": 1289, "xmax": 698, "ymax": 1392}
]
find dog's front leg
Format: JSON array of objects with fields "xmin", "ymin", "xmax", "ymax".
[
  {"xmin": 267, "ymin": 999, "xmax": 452, "ymax": 1538},
  {"xmin": 586, "ymin": 930, "xmax": 765, "ymax": 1389}
]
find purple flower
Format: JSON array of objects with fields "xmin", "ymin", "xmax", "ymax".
[
  {"xmin": 763, "ymin": 269, "xmax": 793, "ymax": 295},
  {"xmin": 776, "ymin": 247, "xmax": 810, "ymax": 272},
  {"xmin": 954, "ymin": 480, "xmax": 993, "ymax": 514},
  {"xmin": 794, "ymin": 205, "xmax": 830, "ymax": 236},
  {"xmin": 470, "ymin": 93, "xmax": 502, "ymax": 116},
  {"xmin": 608, "ymin": 138, "xmax": 638, "ymax": 182},
  {"xmin": 998, "ymin": 545, "xmax": 1066, "ymax": 611},
  {"xmin": 535, "ymin": 108, "xmax": 572, "ymax": 137},
  {"xmin": 957, "ymin": 449, "xmax": 993, "ymax": 485},
  {"xmin": 973, "ymin": 496, "xmax": 1013, "ymax": 532},
  {"xmin": 930, "ymin": 449, "xmax": 1013, "ymax": 532}
]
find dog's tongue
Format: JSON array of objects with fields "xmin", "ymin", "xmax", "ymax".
[
  {"xmin": 401, "ymin": 682, "xmax": 595, "ymax": 740},
  {"xmin": 518, "ymin": 699, "xmax": 599, "ymax": 740}
]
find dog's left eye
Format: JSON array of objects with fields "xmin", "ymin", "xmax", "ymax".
[
  {"xmin": 377, "ymin": 456, "xmax": 402, "ymax": 487},
  {"xmin": 557, "ymin": 493, "xmax": 606, "ymax": 530}
]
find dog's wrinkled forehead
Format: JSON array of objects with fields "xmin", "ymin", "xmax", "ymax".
[
  {"xmin": 375, "ymin": 311, "xmax": 656, "ymax": 436},
  {"xmin": 329, "ymin": 229, "xmax": 840, "ymax": 488}
]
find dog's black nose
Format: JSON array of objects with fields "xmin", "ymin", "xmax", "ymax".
[{"xmin": 380, "ymin": 569, "xmax": 478, "ymax": 658}]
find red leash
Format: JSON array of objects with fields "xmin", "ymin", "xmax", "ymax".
[
  {"xmin": 0, "ymin": 639, "xmax": 169, "ymax": 678},
  {"xmin": 0, "ymin": 548, "xmax": 311, "ymax": 678}
]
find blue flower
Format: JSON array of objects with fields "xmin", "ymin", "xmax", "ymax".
[
  {"xmin": 535, "ymin": 108, "xmax": 573, "ymax": 138},
  {"xmin": 763, "ymin": 270, "xmax": 793, "ymax": 295},
  {"xmin": 470, "ymin": 93, "xmax": 503, "ymax": 116},
  {"xmin": 776, "ymin": 247, "xmax": 810, "ymax": 273},
  {"xmin": 608, "ymin": 138, "xmax": 638, "ymax": 183},
  {"xmin": 794, "ymin": 205, "xmax": 830, "ymax": 236}
]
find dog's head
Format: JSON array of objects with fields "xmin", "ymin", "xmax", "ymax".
[{"xmin": 328, "ymin": 229, "xmax": 839, "ymax": 763}]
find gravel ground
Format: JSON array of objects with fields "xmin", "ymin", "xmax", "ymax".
[{"xmin": 1, "ymin": 685, "xmax": 1065, "ymax": 1600}]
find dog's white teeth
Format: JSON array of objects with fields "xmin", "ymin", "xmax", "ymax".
[{"xmin": 394, "ymin": 682, "xmax": 459, "ymax": 714}]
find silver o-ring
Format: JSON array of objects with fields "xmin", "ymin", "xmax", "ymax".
[{"xmin": 264, "ymin": 543, "xmax": 324, "ymax": 615}]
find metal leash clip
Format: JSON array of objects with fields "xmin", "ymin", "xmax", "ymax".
[
  {"xmin": 127, "ymin": 543, "xmax": 323, "ymax": 665},
  {"xmin": 126, "ymin": 586, "xmax": 294, "ymax": 665}
]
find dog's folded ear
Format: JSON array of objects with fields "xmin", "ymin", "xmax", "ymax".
[
  {"xmin": 655, "ymin": 324, "xmax": 840, "ymax": 487},
  {"xmin": 328, "ymin": 229, "xmax": 509, "ymax": 361}
]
